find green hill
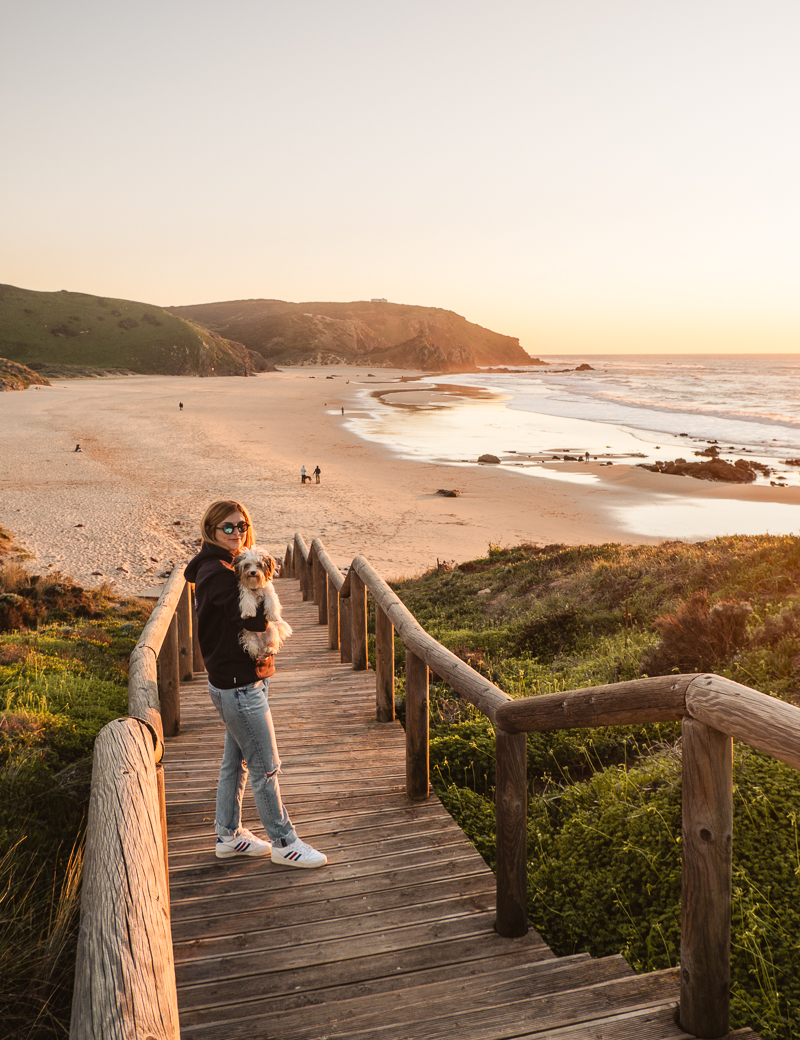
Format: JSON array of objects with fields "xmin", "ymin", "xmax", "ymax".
[
  {"xmin": 165, "ymin": 298, "xmax": 533, "ymax": 370},
  {"xmin": 0, "ymin": 284, "xmax": 274, "ymax": 377}
]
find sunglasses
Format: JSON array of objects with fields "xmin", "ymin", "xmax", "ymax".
[{"xmin": 216, "ymin": 521, "xmax": 249, "ymax": 535}]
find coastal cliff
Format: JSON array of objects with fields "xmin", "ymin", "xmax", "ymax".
[{"xmin": 164, "ymin": 297, "xmax": 532, "ymax": 370}]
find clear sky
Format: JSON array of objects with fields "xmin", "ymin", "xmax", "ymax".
[{"xmin": 2, "ymin": 1, "xmax": 798, "ymax": 354}]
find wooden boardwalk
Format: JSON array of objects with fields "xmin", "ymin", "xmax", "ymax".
[{"xmin": 164, "ymin": 582, "xmax": 757, "ymax": 1040}]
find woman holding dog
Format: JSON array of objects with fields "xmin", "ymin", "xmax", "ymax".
[{"xmin": 184, "ymin": 499, "xmax": 326, "ymax": 868}]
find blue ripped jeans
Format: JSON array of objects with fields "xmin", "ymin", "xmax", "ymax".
[{"xmin": 208, "ymin": 679, "xmax": 297, "ymax": 846}]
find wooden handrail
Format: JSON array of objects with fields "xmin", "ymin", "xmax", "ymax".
[
  {"xmin": 70, "ymin": 570, "xmax": 197, "ymax": 1039},
  {"xmin": 294, "ymin": 531, "xmax": 800, "ymax": 1039},
  {"xmin": 69, "ymin": 719, "xmax": 180, "ymax": 1039},
  {"xmin": 347, "ymin": 555, "xmax": 511, "ymax": 724}
]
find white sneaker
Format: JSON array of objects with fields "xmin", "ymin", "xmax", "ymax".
[
  {"xmin": 271, "ymin": 837, "xmax": 327, "ymax": 868},
  {"xmin": 215, "ymin": 828, "xmax": 271, "ymax": 858}
]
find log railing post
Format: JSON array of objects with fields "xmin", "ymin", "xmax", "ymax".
[
  {"xmin": 189, "ymin": 584, "xmax": 204, "ymax": 673},
  {"xmin": 679, "ymin": 719, "xmax": 733, "ymax": 1039},
  {"xmin": 69, "ymin": 718, "xmax": 179, "ymax": 1040},
  {"xmin": 405, "ymin": 648, "xmax": 430, "ymax": 799},
  {"xmin": 159, "ymin": 614, "xmax": 180, "ymax": 737},
  {"xmin": 375, "ymin": 604, "xmax": 395, "ymax": 722},
  {"xmin": 282, "ymin": 545, "xmax": 293, "ymax": 578},
  {"xmin": 339, "ymin": 594, "xmax": 352, "ymax": 664},
  {"xmin": 495, "ymin": 729, "xmax": 528, "ymax": 937},
  {"xmin": 176, "ymin": 581, "xmax": 193, "ymax": 681},
  {"xmin": 327, "ymin": 574, "xmax": 340, "ymax": 650},
  {"xmin": 314, "ymin": 551, "xmax": 327, "ymax": 624},
  {"xmin": 295, "ymin": 535, "xmax": 310, "ymax": 601},
  {"xmin": 350, "ymin": 570, "xmax": 368, "ymax": 671}
]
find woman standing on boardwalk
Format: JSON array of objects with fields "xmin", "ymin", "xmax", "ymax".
[{"xmin": 184, "ymin": 499, "xmax": 326, "ymax": 868}]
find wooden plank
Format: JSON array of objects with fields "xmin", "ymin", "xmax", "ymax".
[
  {"xmin": 177, "ymin": 937, "xmax": 559, "ymax": 1019},
  {"xmin": 179, "ymin": 954, "xmax": 632, "ymax": 1029},
  {"xmin": 188, "ymin": 969, "xmax": 682, "ymax": 1040}
]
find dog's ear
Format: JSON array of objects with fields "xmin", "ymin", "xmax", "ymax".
[{"xmin": 260, "ymin": 552, "xmax": 277, "ymax": 579}]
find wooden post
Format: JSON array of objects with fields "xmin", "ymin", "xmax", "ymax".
[
  {"xmin": 314, "ymin": 552, "xmax": 327, "ymax": 625},
  {"xmin": 295, "ymin": 536, "xmax": 310, "ymax": 601},
  {"xmin": 308, "ymin": 544, "xmax": 318, "ymax": 604},
  {"xmin": 176, "ymin": 582, "xmax": 193, "ymax": 681},
  {"xmin": 679, "ymin": 719, "xmax": 733, "ymax": 1039},
  {"xmin": 327, "ymin": 575, "xmax": 340, "ymax": 651},
  {"xmin": 339, "ymin": 594, "xmax": 352, "ymax": 664},
  {"xmin": 405, "ymin": 648, "xmax": 430, "ymax": 799},
  {"xmin": 70, "ymin": 718, "xmax": 179, "ymax": 1040},
  {"xmin": 495, "ymin": 729, "xmax": 528, "ymax": 937},
  {"xmin": 350, "ymin": 570, "xmax": 368, "ymax": 671},
  {"xmin": 189, "ymin": 584, "xmax": 204, "ymax": 673},
  {"xmin": 282, "ymin": 545, "xmax": 293, "ymax": 578},
  {"xmin": 375, "ymin": 604, "xmax": 395, "ymax": 722},
  {"xmin": 159, "ymin": 614, "xmax": 180, "ymax": 737},
  {"xmin": 155, "ymin": 763, "xmax": 169, "ymax": 914}
]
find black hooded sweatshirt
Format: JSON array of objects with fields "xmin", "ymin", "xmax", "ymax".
[{"xmin": 184, "ymin": 541, "xmax": 275, "ymax": 689}]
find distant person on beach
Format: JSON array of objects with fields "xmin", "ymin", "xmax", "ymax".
[
  {"xmin": 341, "ymin": 407, "xmax": 344, "ymax": 415},
  {"xmin": 74, "ymin": 444, "xmax": 81, "ymax": 452},
  {"xmin": 184, "ymin": 500, "xmax": 327, "ymax": 868},
  {"xmin": 313, "ymin": 466, "xmax": 321, "ymax": 484},
  {"xmin": 179, "ymin": 402, "xmax": 183, "ymax": 411},
  {"xmin": 301, "ymin": 465, "xmax": 307, "ymax": 484}
]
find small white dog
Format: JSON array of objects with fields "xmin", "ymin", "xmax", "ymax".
[{"xmin": 234, "ymin": 547, "xmax": 293, "ymax": 659}]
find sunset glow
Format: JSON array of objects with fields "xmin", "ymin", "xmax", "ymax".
[{"xmin": 2, "ymin": 0, "xmax": 798, "ymax": 354}]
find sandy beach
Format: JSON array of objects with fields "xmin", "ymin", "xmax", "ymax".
[{"xmin": 2, "ymin": 366, "xmax": 800, "ymax": 597}]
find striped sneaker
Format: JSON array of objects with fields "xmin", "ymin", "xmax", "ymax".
[
  {"xmin": 271, "ymin": 837, "xmax": 327, "ymax": 869},
  {"xmin": 215, "ymin": 829, "xmax": 271, "ymax": 859}
]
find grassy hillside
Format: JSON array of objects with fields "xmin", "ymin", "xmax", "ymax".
[
  {"xmin": 0, "ymin": 284, "xmax": 273, "ymax": 377},
  {"xmin": 389, "ymin": 536, "xmax": 800, "ymax": 1040},
  {"xmin": 166, "ymin": 297, "xmax": 533, "ymax": 369}
]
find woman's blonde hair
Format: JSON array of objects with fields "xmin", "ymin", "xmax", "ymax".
[{"xmin": 200, "ymin": 500, "xmax": 255, "ymax": 550}]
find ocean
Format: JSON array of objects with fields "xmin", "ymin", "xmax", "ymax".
[{"xmin": 343, "ymin": 354, "xmax": 800, "ymax": 540}]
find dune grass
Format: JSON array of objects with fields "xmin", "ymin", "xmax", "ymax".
[
  {"xmin": 390, "ymin": 535, "xmax": 800, "ymax": 1040},
  {"xmin": 0, "ymin": 547, "xmax": 149, "ymax": 1039}
]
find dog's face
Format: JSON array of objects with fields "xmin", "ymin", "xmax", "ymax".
[{"xmin": 234, "ymin": 548, "xmax": 276, "ymax": 589}]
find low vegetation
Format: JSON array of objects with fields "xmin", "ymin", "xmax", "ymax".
[
  {"xmin": 389, "ymin": 536, "xmax": 800, "ymax": 1040},
  {"xmin": 0, "ymin": 530, "xmax": 149, "ymax": 1038}
]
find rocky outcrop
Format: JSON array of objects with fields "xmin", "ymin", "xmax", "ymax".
[
  {"xmin": 164, "ymin": 298, "xmax": 531, "ymax": 370},
  {"xmin": 645, "ymin": 457, "xmax": 758, "ymax": 483},
  {"xmin": 0, "ymin": 358, "xmax": 50, "ymax": 391}
]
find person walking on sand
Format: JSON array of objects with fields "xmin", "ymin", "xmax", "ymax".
[
  {"xmin": 179, "ymin": 402, "xmax": 183, "ymax": 411},
  {"xmin": 313, "ymin": 466, "xmax": 321, "ymax": 484},
  {"xmin": 300, "ymin": 464, "xmax": 307, "ymax": 484},
  {"xmin": 74, "ymin": 444, "xmax": 82, "ymax": 452},
  {"xmin": 184, "ymin": 500, "xmax": 327, "ymax": 868}
]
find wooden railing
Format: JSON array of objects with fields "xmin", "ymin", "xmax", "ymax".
[
  {"xmin": 289, "ymin": 532, "xmax": 800, "ymax": 1040},
  {"xmin": 68, "ymin": 534, "xmax": 797, "ymax": 1039},
  {"xmin": 69, "ymin": 567, "xmax": 197, "ymax": 1040}
]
